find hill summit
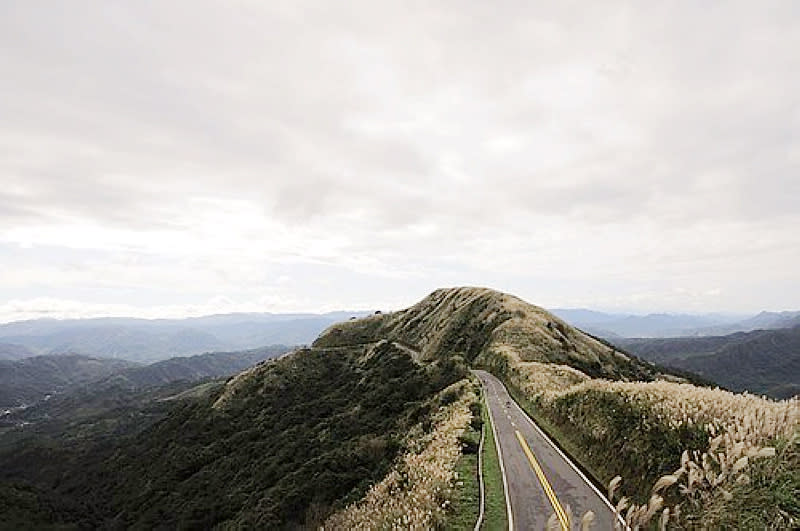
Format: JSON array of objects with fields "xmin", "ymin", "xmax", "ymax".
[
  {"xmin": 0, "ymin": 287, "xmax": 795, "ymax": 529},
  {"xmin": 315, "ymin": 286, "xmax": 656, "ymax": 380}
]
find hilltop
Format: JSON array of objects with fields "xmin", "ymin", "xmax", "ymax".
[
  {"xmin": 317, "ymin": 288, "xmax": 797, "ymax": 527},
  {"xmin": 0, "ymin": 287, "xmax": 795, "ymax": 529},
  {"xmin": 316, "ymin": 287, "xmax": 656, "ymax": 380}
]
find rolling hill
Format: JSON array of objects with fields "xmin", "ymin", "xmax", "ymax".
[
  {"xmin": 0, "ymin": 355, "xmax": 135, "ymax": 408},
  {"xmin": 0, "ymin": 313, "xmax": 368, "ymax": 362},
  {"xmin": 2, "ymin": 287, "xmax": 650, "ymax": 528},
  {"xmin": 0, "ymin": 343, "xmax": 35, "ymax": 361},
  {"xmin": 0, "ymin": 335, "xmax": 470, "ymax": 528},
  {"xmin": 95, "ymin": 345, "xmax": 290, "ymax": 390},
  {"xmin": 1, "ymin": 346, "xmax": 292, "ymax": 432},
  {"xmin": 552, "ymin": 308, "xmax": 800, "ymax": 338},
  {"xmin": 615, "ymin": 325, "xmax": 800, "ymax": 398},
  {"xmin": 0, "ymin": 288, "xmax": 795, "ymax": 529}
]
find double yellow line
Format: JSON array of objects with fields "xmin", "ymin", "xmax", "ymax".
[{"xmin": 515, "ymin": 430, "xmax": 570, "ymax": 530}]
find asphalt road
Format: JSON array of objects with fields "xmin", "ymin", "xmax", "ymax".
[{"xmin": 474, "ymin": 370, "xmax": 618, "ymax": 530}]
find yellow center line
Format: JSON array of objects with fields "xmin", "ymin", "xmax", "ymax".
[{"xmin": 515, "ymin": 430, "xmax": 569, "ymax": 530}]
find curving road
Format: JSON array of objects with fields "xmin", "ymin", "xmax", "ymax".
[{"xmin": 474, "ymin": 370, "xmax": 619, "ymax": 530}]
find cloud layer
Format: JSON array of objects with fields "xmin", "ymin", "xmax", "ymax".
[{"xmin": 2, "ymin": 1, "xmax": 799, "ymax": 321}]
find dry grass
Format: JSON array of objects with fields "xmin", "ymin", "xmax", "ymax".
[
  {"xmin": 323, "ymin": 379, "xmax": 477, "ymax": 530},
  {"xmin": 516, "ymin": 363, "xmax": 798, "ymax": 445},
  {"xmin": 504, "ymin": 356, "xmax": 799, "ymax": 529},
  {"xmin": 313, "ymin": 288, "xmax": 797, "ymax": 528},
  {"xmin": 315, "ymin": 287, "xmax": 640, "ymax": 377}
]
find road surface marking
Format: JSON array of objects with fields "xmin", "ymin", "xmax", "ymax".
[
  {"xmin": 515, "ymin": 430, "xmax": 569, "ymax": 530},
  {"xmin": 506, "ymin": 395, "xmax": 628, "ymax": 528},
  {"xmin": 484, "ymin": 384, "xmax": 514, "ymax": 530}
]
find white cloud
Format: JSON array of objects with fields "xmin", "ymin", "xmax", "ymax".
[{"xmin": 1, "ymin": 1, "xmax": 798, "ymax": 321}]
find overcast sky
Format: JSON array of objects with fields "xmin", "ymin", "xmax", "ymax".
[{"xmin": 1, "ymin": 1, "xmax": 799, "ymax": 322}]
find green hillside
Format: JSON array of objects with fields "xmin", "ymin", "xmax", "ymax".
[
  {"xmin": 0, "ymin": 355, "xmax": 135, "ymax": 407},
  {"xmin": 0, "ymin": 335, "xmax": 469, "ymax": 528},
  {"xmin": 0, "ymin": 287, "xmax": 796, "ymax": 529},
  {"xmin": 616, "ymin": 326, "xmax": 800, "ymax": 398}
]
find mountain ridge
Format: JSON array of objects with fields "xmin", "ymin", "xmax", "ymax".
[
  {"xmin": 0, "ymin": 312, "xmax": 370, "ymax": 362},
  {"xmin": 0, "ymin": 354, "xmax": 136, "ymax": 408},
  {"xmin": 615, "ymin": 325, "xmax": 800, "ymax": 398},
  {"xmin": 552, "ymin": 307, "xmax": 800, "ymax": 338},
  {"xmin": 0, "ymin": 287, "xmax": 795, "ymax": 529}
]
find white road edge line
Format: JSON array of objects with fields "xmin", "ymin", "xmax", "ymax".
[
  {"xmin": 504, "ymin": 381, "xmax": 629, "ymax": 529},
  {"xmin": 482, "ymin": 378, "xmax": 514, "ymax": 531}
]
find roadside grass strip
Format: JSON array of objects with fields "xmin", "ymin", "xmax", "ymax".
[{"xmin": 480, "ymin": 391, "xmax": 510, "ymax": 531}]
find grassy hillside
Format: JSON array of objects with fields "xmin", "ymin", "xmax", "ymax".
[
  {"xmin": 316, "ymin": 287, "xmax": 655, "ymax": 380},
  {"xmin": 398, "ymin": 288, "xmax": 798, "ymax": 529},
  {"xmin": 0, "ymin": 287, "xmax": 795, "ymax": 529},
  {"xmin": 1, "ymin": 346, "xmax": 290, "ymax": 433},
  {"xmin": 616, "ymin": 326, "xmax": 800, "ymax": 398},
  {"xmin": 0, "ymin": 338, "xmax": 471, "ymax": 528},
  {"xmin": 321, "ymin": 287, "xmax": 798, "ymax": 528}
]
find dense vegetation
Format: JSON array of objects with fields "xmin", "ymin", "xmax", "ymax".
[
  {"xmin": 0, "ymin": 342, "xmax": 35, "ymax": 361},
  {"xmin": 2, "ymin": 287, "xmax": 795, "ymax": 529},
  {"xmin": 0, "ymin": 354, "xmax": 134, "ymax": 407},
  {"xmin": 1, "ymin": 346, "xmax": 289, "ymax": 435},
  {"xmin": 324, "ymin": 379, "xmax": 478, "ymax": 529},
  {"xmin": 616, "ymin": 325, "xmax": 800, "ymax": 398},
  {"xmin": 0, "ymin": 341, "xmax": 466, "ymax": 529},
  {"xmin": 491, "ymin": 353, "xmax": 799, "ymax": 528},
  {"xmin": 93, "ymin": 344, "xmax": 289, "ymax": 390}
]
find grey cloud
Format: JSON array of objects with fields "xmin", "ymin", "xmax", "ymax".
[{"xmin": 1, "ymin": 1, "xmax": 799, "ymax": 314}]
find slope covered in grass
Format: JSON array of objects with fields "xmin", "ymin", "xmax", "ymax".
[
  {"xmin": 617, "ymin": 326, "xmax": 800, "ymax": 398},
  {"xmin": 316, "ymin": 287, "xmax": 655, "ymax": 380},
  {"xmin": 332, "ymin": 287, "xmax": 798, "ymax": 528},
  {"xmin": 0, "ymin": 340, "xmax": 468, "ymax": 528},
  {"xmin": 1, "ymin": 287, "xmax": 794, "ymax": 529}
]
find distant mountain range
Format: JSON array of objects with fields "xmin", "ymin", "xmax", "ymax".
[
  {"xmin": 0, "ymin": 343, "xmax": 35, "ymax": 361},
  {"xmin": 0, "ymin": 312, "xmax": 369, "ymax": 362},
  {"xmin": 551, "ymin": 308, "xmax": 800, "ymax": 338},
  {"xmin": 3, "ymin": 308, "xmax": 796, "ymax": 363},
  {"xmin": 0, "ymin": 287, "xmax": 663, "ymax": 529},
  {"xmin": 614, "ymin": 326, "xmax": 800, "ymax": 399},
  {"xmin": 95, "ymin": 345, "xmax": 289, "ymax": 391},
  {"xmin": 0, "ymin": 355, "xmax": 135, "ymax": 408},
  {"xmin": 0, "ymin": 345, "xmax": 290, "ymax": 411},
  {"xmin": 0, "ymin": 288, "xmax": 793, "ymax": 529}
]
